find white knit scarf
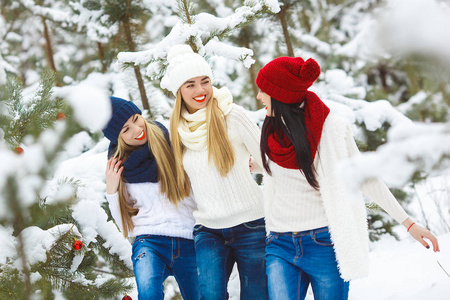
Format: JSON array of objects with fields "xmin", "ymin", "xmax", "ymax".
[{"xmin": 178, "ymin": 86, "xmax": 234, "ymax": 151}]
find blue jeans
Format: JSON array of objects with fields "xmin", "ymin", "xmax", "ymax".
[
  {"xmin": 265, "ymin": 227, "xmax": 349, "ymax": 300},
  {"xmin": 132, "ymin": 235, "xmax": 199, "ymax": 300},
  {"xmin": 193, "ymin": 218, "xmax": 269, "ymax": 300}
]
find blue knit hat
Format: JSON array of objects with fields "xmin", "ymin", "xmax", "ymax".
[{"xmin": 102, "ymin": 97, "xmax": 142, "ymax": 144}]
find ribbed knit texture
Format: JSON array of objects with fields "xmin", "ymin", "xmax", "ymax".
[
  {"xmin": 178, "ymin": 87, "xmax": 234, "ymax": 151},
  {"xmin": 264, "ymin": 113, "xmax": 409, "ymax": 280},
  {"xmin": 160, "ymin": 44, "xmax": 213, "ymax": 95},
  {"xmin": 264, "ymin": 162, "xmax": 328, "ymax": 232},
  {"xmin": 266, "ymin": 91, "xmax": 329, "ymax": 169},
  {"xmin": 181, "ymin": 104, "xmax": 264, "ymax": 229},
  {"xmin": 256, "ymin": 57, "xmax": 320, "ymax": 104},
  {"xmin": 102, "ymin": 97, "xmax": 141, "ymax": 144},
  {"xmin": 106, "ymin": 182, "xmax": 196, "ymax": 239}
]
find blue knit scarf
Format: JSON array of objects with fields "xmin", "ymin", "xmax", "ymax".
[{"xmin": 108, "ymin": 122, "xmax": 169, "ymax": 184}]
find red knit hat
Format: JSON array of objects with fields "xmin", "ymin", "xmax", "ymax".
[{"xmin": 256, "ymin": 57, "xmax": 321, "ymax": 104}]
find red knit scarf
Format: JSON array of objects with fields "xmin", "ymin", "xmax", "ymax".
[{"xmin": 266, "ymin": 91, "xmax": 330, "ymax": 170}]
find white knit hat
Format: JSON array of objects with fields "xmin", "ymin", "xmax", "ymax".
[{"xmin": 160, "ymin": 44, "xmax": 213, "ymax": 95}]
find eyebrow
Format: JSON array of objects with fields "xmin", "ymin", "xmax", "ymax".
[{"xmin": 183, "ymin": 77, "xmax": 209, "ymax": 85}]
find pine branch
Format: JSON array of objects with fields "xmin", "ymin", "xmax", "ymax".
[
  {"xmin": 202, "ymin": 3, "xmax": 274, "ymax": 46},
  {"xmin": 365, "ymin": 202, "xmax": 381, "ymax": 211},
  {"xmin": 93, "ymin": 235, "xmax": 134, "ymax": 278},
  {"xmin": 2, "ymin": 70, "xmax": 62, "ymax": 147},
  {"xmin": 0, "ymin": 267, "xmax": 26, "ymax": 299},
  {"xmin": 177, "ymin": 0, "xmax": 195, "ymax": 24}
]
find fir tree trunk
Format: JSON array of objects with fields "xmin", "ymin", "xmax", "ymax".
[
  {"xmin": 7, "ymin": 178, "xmax": 32, "ymax": 300},
  {"xmin": 97, "ymin": 42, "xmax": 107, "ymax": 73},
  {"xmin": 42, "ymin": 17, "xmax": 57, "ymax": 73},
  {"xmin": 249, "ymin": 65, "xmax": 262, "ymax": 109},
  {"xmin": 181, "ymin": 0, "xmax": 198, "ymax": 52},
  {"xmin": 300, "ymin": 7, "xmax": 311, "ymax": 33},
  {"xmin": 317, "ymin": 0, "xmax": 330, "ymax": 43},
  {"xmin": 440, "ymin": 82, "xmax": 450, "ymax": 106},
  {"xmin": 378, "ymin": 63, "xmax": 388, "ymax": 92},
  {"xmin": 122, "ymin": 17, "xmax": 152, "ymax": 117},
  {"xmin": 241, "ymin": 28, "xmax": 263, "ymax": 109},
  {"xmin": 278, "ymin": 6, "xmax": 294, "ymax": 57},
  {"xmin": 405, "ymin": 59, "xmax": 420, "ymax": 97}
]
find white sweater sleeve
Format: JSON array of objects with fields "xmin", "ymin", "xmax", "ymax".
[
  {"xmin": 230, "ymin": 105, "xmax": 263, "ymax": 169},
  {"xmin": 105, "ymin": 192, "xmax": 125, "ymax": 233},
  {"xmin": 343, "ymin": 122, "xmax": 409, "ymax": 224}
]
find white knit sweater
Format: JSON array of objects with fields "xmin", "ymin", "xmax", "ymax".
[
  {"xmin": 182, "ymin": 104, "xmax": 264, "ymax": 229},
  {"xmin": 106, "ymin": 182, "xmax": 196, "ymax": 239},
  {"xmin": 264, "ymin": 113, "xmax": 409, "ymax": 280}
]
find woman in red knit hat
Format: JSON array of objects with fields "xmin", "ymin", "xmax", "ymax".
[{"xmin": 256, "ymin": 56, "xmax": 439, "ymax": 300}]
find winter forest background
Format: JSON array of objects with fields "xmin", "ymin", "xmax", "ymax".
[{"xmin": 0, "ymin": 0, "xmax": 449, "ymax": 299}]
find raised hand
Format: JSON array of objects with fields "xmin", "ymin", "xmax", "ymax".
[{"xmin": 105, "ymin": 157, "xmax": 124, "ymax": 195}]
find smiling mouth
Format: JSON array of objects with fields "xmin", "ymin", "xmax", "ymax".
[
  {"xmin": 136, "ymin": 130, "xmax": 146, "ymax": 141},
  {"xmin": 194, "ymin": 94, "xmax": 207, "ymax": 103}
]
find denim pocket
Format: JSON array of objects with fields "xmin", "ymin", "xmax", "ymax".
[
  {"xmin": 193, "ymin": 224, "xmax": 204, "ymax": 233},
  {"xmin": 312, "ymin": 230, "xmax": 334, "ymax": 247},
  {"xmin": 265, "ymin": 233, "xmax": 277, "ymax": 244},
  {"xmin": 243, "ymin": 218, "xmax": 265, "ymax": 230}
]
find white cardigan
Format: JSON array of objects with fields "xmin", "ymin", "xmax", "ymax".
[{"xmin": 264, "ymin": 113, "xmax": 409, "ymax": 281}]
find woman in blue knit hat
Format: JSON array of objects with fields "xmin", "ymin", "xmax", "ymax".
[{"xmin": 102, "ymin": 96, "xmax": 198, "ymax": 300}]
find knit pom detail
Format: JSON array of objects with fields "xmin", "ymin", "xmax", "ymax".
[
  {"xmin": 300, "ymin": 58, "xmax": 321, "ymax": 83},
  {"xmin": 167, "ymin": 44, "xmax": 194, "ymax": 63}
]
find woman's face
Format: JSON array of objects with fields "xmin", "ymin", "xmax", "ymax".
[
  {"xmin": 119, "ymin": 114, "xmax": 148, "ymax": 146},
  {"xmin": 179, "ymin": 76, "xmax": 213, "ymax": 113},
  {"xmin": 257, "ymin": 90, "xmax": 273, "ymax": 116}
]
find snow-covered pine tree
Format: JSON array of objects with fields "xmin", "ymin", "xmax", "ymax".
[
  {"xmin": 116, "ymin": 0, "xmax": 281, "ymax": 100},
  {"xmin": 82, "ymin": 0, "xmax": 153, "ymax": 115},
  {"xmin": 0, "ymin": 70, "xmax": 134, "ymax": 299},
  {"xmin": 68, "ymin": 0, "xmax": 120, "ymax": 74}
]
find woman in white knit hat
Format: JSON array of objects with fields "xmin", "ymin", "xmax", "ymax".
[{"xmin": 162, "ymin": 44, "xmax": 268, "ymax": 300}]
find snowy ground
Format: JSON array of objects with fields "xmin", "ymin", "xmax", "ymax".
[{"xmin": 349, "ymin": 232, "xmax": 450, "ymax": 300}]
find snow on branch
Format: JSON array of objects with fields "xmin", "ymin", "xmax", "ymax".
[
  {"xmin": 72, "ymin": 198, "xmax": 133, "ymax": 268},
  {"xmin": 19, "ymin": 0, "xmax": 72, "ymax": 23},
  {"xmin": 116, "ymin": 0, "xmax": 280, "ymax": 80},
  {"xmin": 315, "ymin": 69, "xmax": 411, "ymax": 132},
  {"xmin": 338, "ymin": 122, "xmax": 450, "ymax": 189},
  {"xmin": 0, "ymin": 53, "xmax": 17, "ymax": 85},
  {"xmin": 326, "ymin": 94, "xmax": 411, "ymax": 131},
  {"xmin": 69, "ymin": 1, "xmax": 119, "ymax": 43}
]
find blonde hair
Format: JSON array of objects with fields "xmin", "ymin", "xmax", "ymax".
[
  {"xmin": 114, "ymin": 117, "xmax": 190, "ymax": 237},
  {"xmin": 170, "ymin": 89, "xmax": 235, "ymax": 181}
]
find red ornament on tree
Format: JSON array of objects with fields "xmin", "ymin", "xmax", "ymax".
[
  {"xmin": 72, "ymin": 239, "xmax": 83, "ymax": 250},
  {"xmin": 13, "ymin": 146, "xmax": 24, "ymax": 154},
  {"xmin": 122, "ymin": 294, "xmax": 132, "ymax": 300},
  {"xmin": 56, "ymin": 112, "xmax": 66, "ymax": 120}
]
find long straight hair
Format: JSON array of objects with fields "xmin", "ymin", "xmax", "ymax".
[
  {"xmin": 170, "ymin": 89, "xmax": 235, "ymax": 179},
  {"xmin": 114, "ymin": 117, "xmax": 189, "ymax": 237},
  {"xmin": 260, "ymin": 98, "xmax": 319, "ymax": 190}
]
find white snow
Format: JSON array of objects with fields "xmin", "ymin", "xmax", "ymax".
[
  {"xmin": 54, "ymin": 84, "xmax": 111, "ymax": 132},
  {"xmin": 1, "ymin": 0, "xmax": 449, "ymax": 298}
]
